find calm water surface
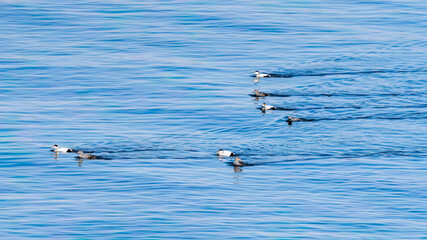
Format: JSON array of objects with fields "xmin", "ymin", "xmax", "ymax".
[{"xmin": 1, "ymin": 1, "xmax": 426, "ymax": 239}]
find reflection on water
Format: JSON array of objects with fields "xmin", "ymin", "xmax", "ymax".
[
  {"xmin": 233, "ymin": 165, "xmax": 243, "ymax": 173},
  {"xmin": 268, "ymin": 68, "xmax": 427, "ymax": 78},
  {"xmin": 75, "ymin": 157, "xmax": 84, "ymax": 167}
]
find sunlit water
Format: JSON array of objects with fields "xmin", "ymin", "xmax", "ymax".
[{"xmin": 1, "ymin": 1, "xmax": 426, "ymax": 239}]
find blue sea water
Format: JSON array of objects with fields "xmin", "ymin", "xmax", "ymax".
[{"xmin": 0, "ymin": 0, "xmax": 426, "ymax": 239}]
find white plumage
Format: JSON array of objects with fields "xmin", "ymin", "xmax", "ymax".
[
  {"xmin": 253, "ymin": 70, "xmax": 271, "ymax": 78},
  {"xmin": 51, "ymin": 145, "xmax": 73, "ymax": 153},
  {"xmin": 262, "ymin": 103, "xmax": 277, "ymax": 111},
  {"xmin": 216, "ymin": 149, "xmax": 236, "ymax": 157}
]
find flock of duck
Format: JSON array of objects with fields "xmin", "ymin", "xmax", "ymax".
[
  {"xmin": 253, "ymin": 71, "xmax": 313, "ymax": 124},
  {"xmin": 214, "ymin": 70, "xmax": 315, "ymax": 169},
  {"xmin": 51, "ymin": 144, "xmax": 244, "ymax": 170},
  {"xmin": 51, "ymin": 70, "xmax": 309, "ymax": 169}
]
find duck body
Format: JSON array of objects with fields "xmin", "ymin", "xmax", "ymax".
[
  {"xmin": 233, "ymin": 157, "xmax": 245, "ymax": 166},
  {"xmin": 286, "ymin": 116, "xmax": 304, "ymax": 125},
  {"xmin": 262, "ymin": 103, "xmax": 277, "ymax": 111},
  {"xmin": 51, "ymin": 145, "xmax": 73, "ymax": 153},
  {"xmin": 253, "ymin": 71, "xmax": 271, "ymax": 78},
  {"xmin": 216, "ymin": 149, "xmax": 236, "ymax": 157},
  {"xmin": 76, "ymin": 150, "xmax": 97, "ymax": 159},
  {"xmin": 252, "ymin": 90, "xmax": 269, "ymax": 97}
]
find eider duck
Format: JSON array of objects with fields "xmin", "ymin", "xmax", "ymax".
[
  {"xmin": 253, "ymin": 90, "xmax": 269, "ymax": 97},
  {"xmin": 76, "ymin": 150, "xmax": 97, "ymax": 159},
  {"xmin": 262, "ymin": 103, "xmax": 277, "ymax": 111},
  {"xmin": 216, "ymin": 149, "xmax": 236, "ymax": 157},
  {"xmin": 253, "ymin": 70, "xmax": 271, "ymax": 79},
  {"xmin": 233, "ymin": 157, "xmax": 245, "ymax": 166},
  {"xmin": 51, "ymin": 144, "xmax": 73, "ymax": 153},
  {"xmin": 286, "ymin": 116, "xmax": 302, "ymax": 125}
]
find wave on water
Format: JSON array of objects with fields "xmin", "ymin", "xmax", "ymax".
[
  {"xmin": 257, "ymin": 105, "xmax": 362, "ymax": 111},
  {"xmin": 256, "ymin": 68, "xmax": 427, "ymax": 78},
  {"xmin": 277, "ymin": 111, "xmax": 427, "ymax": 122},
  {"xmin": 249, "ymin": 91, "xmax": 424, "ymax": 98},
  {"xmin": 222, "ymin": 148, "xmax": 427, "ymax": 169},
  {"xmin": 74, "ymin": 155, "xmax": 113, "ymax": 160},
  {"xmin": 69, "ymin": 139, "xmax": 206, "ymax": 161},
  {"xmin": 257, "ymin": 104, "xmax": 427, "ymax": 112}
]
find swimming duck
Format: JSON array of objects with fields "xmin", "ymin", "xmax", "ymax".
[
  {"xmin": 262, "ymin": 103, "xmax": 277, "ymax": 111},
  {"xmin": 216, "ymin": 149, "xmax": 236, "ymax": 157},
  {"xmin": 76, "ymin": 150, "xmax": 97, "ymax": 159},
  {"xmin": 253, "ymin": 90, "xmax": 269, "ymax": 97},
  {"xmin": 286, "ymin": 116, "xmax": 302, "ymax": 125},
  {"xmin": 253, "ymin": 70, "xmax": 271, "ymax": 79},
  {"xmin": 51, "ymin": 144, "xmax": 73, "ymax": 153},
  {"xmin": 233, "ymin": 157, "xmax": 245, "ymax": 166}
]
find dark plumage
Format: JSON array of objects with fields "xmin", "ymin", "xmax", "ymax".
[
  {"xmin": 286, "ymin": 116, "xmax": 314, "ymax": 125},
  {"xmin": 253, "ymin": 90, "xmax": 269, "ymax": 97},
  {"xmin": 76, "ymin": 150, "xmax": 98, "ymax": 159}
]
